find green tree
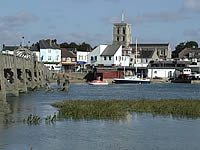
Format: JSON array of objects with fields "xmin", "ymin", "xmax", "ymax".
[
  {"xmin": 185, "ymin": 41, "xmax": 198, "ymax": 48},
  {"xmin": 69, "ymin": 42, "xmax": 78, "ymax": 49},
  {"xmin": 172, "ymin": 41, "xmax": 199, "ymax": 58},
  {"xmin": 59, "ymin": 42, "xmax": 92, "ymax": 51}
]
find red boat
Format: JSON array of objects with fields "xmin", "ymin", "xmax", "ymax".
[{"xmin": 88, "ymin": 77, "xmax": 109, "ymax": 85}]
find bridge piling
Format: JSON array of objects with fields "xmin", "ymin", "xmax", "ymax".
[
  {"xmin": 10, "ymin": 59, "xmax": 19, "ymax": 97},
  {"xmin": 0, "ymin": 55, "xmax": 10, "ymax": 114},
  {"xmin": 20, "ymin": 63, "xmax": 28, "ymax": 93},
  {"xmin": 0, "ymin": 48, "xmax": 53, "ymax": 115}
]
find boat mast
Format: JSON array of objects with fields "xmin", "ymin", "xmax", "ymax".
[
  {"xmin": 124, "ymin": 57, "xmax": 125, "ymax": 77},
  {"xmin": 135, "ymin": 38, "xmax": 137, "ymax": 75}
]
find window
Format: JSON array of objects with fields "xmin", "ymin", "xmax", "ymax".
[
  {"xmin": 168, "ymin": 71, "xmax": 172, "ymax": 78},
  {"xmin": 109, "ymin": 56, "xmax": 112, "ymax": 61},
  {"xmin": 117, "ymin": 37, "xmax": 119, "ymax": 41},
  {"xmin": 48, "ymin": 56, "xmax": 51, "ymax": 60},
  {"xmin": 116, "ymin": 56, "xmax": 117, "ymax": 60},
  {"xmin": 72, "ymin": 58, "xmax": 76, "ymax": 61},
  {"xmin": 123, "ymin": 36, "xmax": 125, "ymax": 41},
  {"xmin": 104, "ymin": 56, "xmax": 106, "ymax": 60},
  {"xmin": 160, "ymin": 50, "xmax": 164, "ymax": 55},
  {"xmin": 67, "ymin": 57, "xmax": 71, "ymax": 62},
  {"xmin": 79, "ymin": 56, "xmax": 83, "ymax": 60},
  {"xmin": 91, "ymin": 56, "xmax": 93, "ymax": 61},
  {"xmin": 117, "ymin": 28, "xmax": 120, "ymax": 34},
  {"xmin": 123, "ymin": 27, "xmax": 126, "ymax": 34},
  {"xmin": 189, "ymin": 53, "xmax": 193, "ymax": 58},
  {"xmin": 154, "ymin": 71, "xmax": 157, "ymax": 74},
  {"xmin": 95, "ymin": 56, "xmax": 97, "ymax": 60}
]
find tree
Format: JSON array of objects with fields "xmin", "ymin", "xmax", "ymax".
[
  {"xmin": 172, "ymin": 41, "xmax": 199, "ymax": 58},
  {"xmin": 185, "ymin": 41, "xmax": 198, "ymax": 49},
  {"xmin": 59, "ymin": 42, "xmax": 92, "ymax": 51}
]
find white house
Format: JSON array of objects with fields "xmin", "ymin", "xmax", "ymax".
[
  {"xmin": 1, "ymin": 45, "xmax": 38, "ymax": 60},
  {"xmin": 88, "ymin": 44, "xmax": 130, "ymax": 67},
  {"xmin": 76, "ymin": 51, "xmax": 90, "ymax": 70},
  {"xmin": 39, "ymin": 40, "xmax": 61, "ymax": 71},
  {"xmin": 1, "ymin": 46, "xmax": 19, "ymax": 55}
]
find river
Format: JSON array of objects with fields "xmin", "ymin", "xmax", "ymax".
[{"xmin": 0, "ymin": 83, "xmax": 200, "ymax": 150}]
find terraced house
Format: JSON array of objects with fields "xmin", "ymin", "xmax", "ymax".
[{"xmin": 39, "ymin": 39, "xmax": 61, "ymax": 72}]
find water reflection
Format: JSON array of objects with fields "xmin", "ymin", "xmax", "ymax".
[{"xmin": 1, "ymin": 83, "xmax": 200, "ymax": 150}]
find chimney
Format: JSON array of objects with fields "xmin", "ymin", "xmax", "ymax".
[{"xmin": 46, "ymin": 39, "xmax": 52, "ymax": 46}]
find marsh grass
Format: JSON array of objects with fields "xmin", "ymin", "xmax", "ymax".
[{"xmin": 51, "ymin": 99, "xmax": 200, "ymax": 120}]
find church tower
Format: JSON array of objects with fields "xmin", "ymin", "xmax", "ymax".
[{"xmin": 112, "ymin": 11, "xmax": 132, "ymax": 48}]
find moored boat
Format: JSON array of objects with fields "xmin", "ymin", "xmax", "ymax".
[
  {"xmin": 114, "ymin": 38, "xmax": 150, "ymax": 84},
  {"xmin": 114, "ymin": 75, "xmax": 150, "ymax": 84},
  {"xmin": 89, "ymin": 77, "xmax": 109, "ymax": 85}
]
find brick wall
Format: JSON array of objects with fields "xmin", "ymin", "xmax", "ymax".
[{"xmin": 103, "ymin": 71, "xmax": 124, "ymax": 79}]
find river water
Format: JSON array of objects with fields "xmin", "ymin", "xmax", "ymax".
[{"xmin": 0, "ymin": 83, "xmax": 200, "ymax": 150}]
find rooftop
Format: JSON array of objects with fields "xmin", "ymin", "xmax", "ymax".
[
  {"xmin": 39, "ymin": 40, "xmax": 60, "ymax": 49},
  {"xmin": 130, "ymin": 43, "xmax": 169, "ymax": 47},
  {"xmin": 101, "ymin": 45, "xmax": 121, "ymax": 56},
  {"xmin": 61, "ymin": 48, "xmax": 76, "ymax": 58}
]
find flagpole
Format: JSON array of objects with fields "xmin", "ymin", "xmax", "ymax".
[{"xmin": 22, "ymin": 36, "xmax": 24, "ymax": 48}]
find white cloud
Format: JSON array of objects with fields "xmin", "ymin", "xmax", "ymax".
[
  {"xmin": 183, "ymin": 0, "xmax": 200, "ymax": 11},
  {"xmin": 0, "ymin": 12, "xmax": 39, "ymax": 45},
  {"xmin": 0, "ymin": 12, "xmax": 39, "ymax": 31}
]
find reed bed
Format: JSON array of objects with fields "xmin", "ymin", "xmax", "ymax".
[{"xmin": 51, "ymin": 99, "xmax": 200, "ymax": 120}]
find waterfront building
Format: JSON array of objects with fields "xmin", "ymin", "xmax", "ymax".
[
  {"xmin": 1, "ymin": 44, "xmax": 39, "ymax": 60},
  {"xmin": 1, "ymin": 45, "xmax": 18, "ymax": 55},
  {"xmin": 39, "ymin": 39, "xmax": 61, "ymax": 72},
  {"xmin": 76, "ymin": 51, "xmax": 90, "ymax": 71},
  {"xmin": 87, "ymin": 44, "xmax": 130, "ymax": 68},
  {"xmin": 61, "ymin": 48, "xmax": 77, "ymax": 72}
]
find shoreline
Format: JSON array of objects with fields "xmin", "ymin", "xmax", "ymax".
[{"xmin": 50, "ymin": 78, "xmax": 200, "ymax": 84}]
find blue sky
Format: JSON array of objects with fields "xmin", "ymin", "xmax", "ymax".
[{"xmin": 0, "ymin": 0, "xmax": 200, "ymax": 50}]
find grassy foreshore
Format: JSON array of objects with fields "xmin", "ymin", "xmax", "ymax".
[{"xmin": 52, "ymin": 99, "xmax": 200, "ymax": 120}]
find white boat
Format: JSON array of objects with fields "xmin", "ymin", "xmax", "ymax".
[
  {"xmin": 114, "ymin": 75, "xmax": 150, "ymax": 84},
  {"xmin": 114, "ymin": 38, "xmax": 150, "ymax": 84},
  {"xmin": 89, "ymin": 77, "xmax": 109, "ymax": 85}
]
